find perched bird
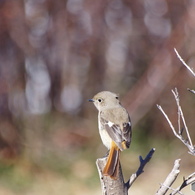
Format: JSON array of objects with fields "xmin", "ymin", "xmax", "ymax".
[{"xmin": 89, "ymin": 91, "xmax": 132, "ymax": 179}]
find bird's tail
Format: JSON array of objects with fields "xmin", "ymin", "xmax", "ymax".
[{"xmin": 103, "ymin": 141, "xmax": 120, "ymax": 179}]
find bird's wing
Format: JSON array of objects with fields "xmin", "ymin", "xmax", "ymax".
[{"xmin": 100, "ymin": 109, "xmax": 132, "ymax": 150}]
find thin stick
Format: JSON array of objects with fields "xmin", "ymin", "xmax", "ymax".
[
  {"xmin": 171, "ymin": 88, "xmax": 193, "ymax": 147},
  {"xmin": 157, "ymin": 104, "xmax": 180, "ymax": 140},
  {"xmin": 170, "ymin": 172, "xmax": 195, "ymax": 195},
  {"xmin": 125, "ymin": 148, "xmax": 155, "ymax": 189},
  {"xmin": 156, "ymin": 159, "xmax": 181, "ymax": 195},
  {"xmin": 187, "ymin": 88, "xmax": 195, "ymax": 94},
  {"xmin": 174, "ymin": 48, "xmax": 195, "ymax": 77},
  {"xmin": 157, "ymin": 103, "xmax": 195, "ymax": 156}
]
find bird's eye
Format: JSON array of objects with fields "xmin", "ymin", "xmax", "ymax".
[
  {"xmin": 116, "ymin": 96, "xmax": 119, "ymax": 99},
  {"xmin": 98, "ymin": 99, "xmax": 102, "ymax": 102}
]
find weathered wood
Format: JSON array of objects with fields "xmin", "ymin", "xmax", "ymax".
[
  {"xmin": 96, "ymin": 148, "xmax": 155, "ymax": 194},
  {"xmin": 96, "ymin": 157, "xmax": 128, "ymax": 195}
]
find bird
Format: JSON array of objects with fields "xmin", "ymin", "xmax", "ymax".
[{"xmin": 89, "ymin": 91, "xmax": 132, "ymax": 179}]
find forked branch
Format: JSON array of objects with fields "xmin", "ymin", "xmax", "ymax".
[
  {"xmin": 170, "ymin": 172, "xmax": 195, "ymax": 195},
  {"xmin": 157, "ymin": 88, "xmax": 195, "ymax": 156},
  {"xmin": 96, "ymin": 148, "xmax": 155, "ymax": 195},
  {"xmin": 125, "ymin": 148, "xmax": 155, "ymax": 189},
  {"xmin": 155, "ymin": 48, "xmax": 195, "ymax": 194}
]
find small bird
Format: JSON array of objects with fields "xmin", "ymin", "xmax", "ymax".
[{"xmin": 89, "ymin": 91, "xmax": 132, "ymax": 179}]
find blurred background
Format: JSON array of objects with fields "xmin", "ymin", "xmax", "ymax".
[{"xmin": 0, "ymin": 0, "xmax": 194, "ymax": 194}]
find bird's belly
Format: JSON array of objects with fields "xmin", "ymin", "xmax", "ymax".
[
  {"xmin": 98, "ymin": 112, "xmax": 112, "ymax": 149},
  {"xmin": 99, "ymin": 128, "xmax": 112, "ymax": 149}
]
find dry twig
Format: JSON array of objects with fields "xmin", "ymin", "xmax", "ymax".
[
  {"xmin": 174, "ymin": 48, "xmax": 195, "ymax": 94},
  {"xmin": 170, "ymin": 172, "xmax": 195, "ymax": 195},
  {"xmin": 156, "ymin": 159, "xmax": 181, "ymax": 195},
  {"xmin": 125, "ymin": 148, "xmax": 155, "ymax": 189},
  {"xmin": 174, "ymin": 48, "xmax": 195, "ymax": 77},
  {"xmin": 155, "ymin": 48, "xmax": 195, "ymax": 195},
  {"xmin": 157, "ymin": 88, "xmax": 195, "ymax": 156}
]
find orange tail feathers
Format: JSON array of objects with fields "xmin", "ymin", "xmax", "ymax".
[{"xmin": 103, "ymin": 141, "xmax": 120, "ymax": 179}]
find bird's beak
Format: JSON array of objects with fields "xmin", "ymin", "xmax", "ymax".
[{"xmin": 88, "ymin": 99, "xmax": 94, "ymax": 102}]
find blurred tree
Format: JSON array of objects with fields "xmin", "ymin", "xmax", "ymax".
[{"xmin": 0, "ymin": 0, "xmax": 194, "ymax": 163}]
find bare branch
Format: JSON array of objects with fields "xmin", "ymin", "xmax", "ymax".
[
  {"xmin": 156, "ymin": 159, "xmax": 181, "ymax": 195},
  {"xmin": 187, "ymin": 88, "xmax": 195, "ymax": 94},
  {"xmin": 96, "ymin": 148, "xmax": 155, "ymax": 194},
  {"xmin": 171, "ymin": 88, "xmax": 193, "ymax": 148},
  {"xmin": 174, "ymin": 48, "xmax": 195, "ymax": 77},
  {"xmin": 170, "ymin": 172, "xmax": 195, "ymax": 195},
  {"xmin": 156, "ymin": 104, "xmax": 181, "ymax": 140},
  {"xmin": 157, "ymin": 88, "xmax": 195, "ymax": 156},
  {"xmin": 125, "ymin": 148, "xmax": 155, "ymax": 189},
  {"xmin": 155, "ymin": 49, "xmax": 195, "ymax": 195}
]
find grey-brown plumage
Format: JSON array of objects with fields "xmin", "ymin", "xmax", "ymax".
[{"xmin": 89, "ymin": 91, "xmax": 132, "ymax": 179}]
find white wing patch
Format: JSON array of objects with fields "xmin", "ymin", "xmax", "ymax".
[{"xmin": 107, "ymin": 121, "xmax": 114, "ymax": 127}]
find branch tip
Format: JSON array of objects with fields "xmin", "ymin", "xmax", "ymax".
[
  {"xmin": 174, "ymin": 48, "xmax": 195, "ymax": 77},
  {"xmin": 187, "ymin": 88, "xmax": 195, "ymax": 94}
]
